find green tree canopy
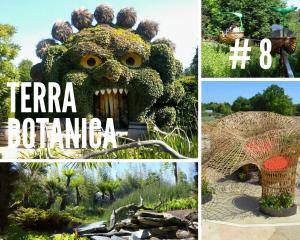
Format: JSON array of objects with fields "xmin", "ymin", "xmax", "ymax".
[
  {"xmin": 232, "ymin": 97, "xmax": 252, "ymax": 112},
  {"xmin": 18, "ymin": 59, "xmax": 33, "ymax": 82},
  {"xmin": 0, "ymin": 24, "xmax": 19, "ymax": 121},
  {"xmin": 250, "ymin": 84, "xmax": 296, "ymax": 115},
  {"xmin": 202, "ymin": 0, "xmax": 286, "ymax": 39}
]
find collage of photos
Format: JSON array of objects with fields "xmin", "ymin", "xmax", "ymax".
[
  {"xmin": 202, "ymin": 0, "xmax": 300, "ymax": 240},
  {"xmin": 0, "ymin": 0, "xmax": 198, "ymax": 240}
]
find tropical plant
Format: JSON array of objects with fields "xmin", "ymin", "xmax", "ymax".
[
  {"xmin": 60, "ymin": 169, "xmax": 76, "ymax": 210},
  {"xmin": 44, "ymin": 178, "xmax": 64, "ymax": 209},
  {"xmin": 70, "ymin": 176, "xmax": 85, "ymax": 206}
]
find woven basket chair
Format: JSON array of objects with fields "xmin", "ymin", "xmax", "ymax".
[
  {"xmin": 203, "ymin": 112, "xmax": 300, "ymax": 175},
  {"xmin": 218, "ymin": 32, "xmax": 244, "ymax": 45}
]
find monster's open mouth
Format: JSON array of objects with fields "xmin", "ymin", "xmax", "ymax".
[{"xmin": 93, "ymin": 88, "xmax": 128, "ymax": 128}]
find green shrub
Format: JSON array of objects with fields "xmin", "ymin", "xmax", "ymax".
[
  {"xmin": 13, "ymin": 207, "xmax": 81, "ymax": 231},
  {"xmin": 201, "ymin": 42, "xmax": 282, "ymax": 77},
  {"xmin": 238, "ymin": 172, "xmax": 247, "ymax": 181},
  {"xmin": 202, "ymin": 179, "xmax": 214, "ymax": 197},
  {"xmin": 2, "ymin": 224, "xmax": 87, "ymax": 240},
  {"xmin": 157, "ymin": 197, "xmax": 197, "ymax": 212},
  {"xmin": 259, "ymin": 193, "xmax": 294, "ymax": 209},
  {"xmin": 149, "ymin": 44, "xmax": 176, "ymax": 82},
  {"xmin": 155, "ymin": 107, "xmax": 176, "ymax": 128},
  {"xmin": 53, "ymin": 234, "xmax": 88, "ymax": 240}
]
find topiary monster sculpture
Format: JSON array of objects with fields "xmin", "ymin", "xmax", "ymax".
[{"xmin": 30, "ymin": 5, "xmax": 185, "ymax": 128}]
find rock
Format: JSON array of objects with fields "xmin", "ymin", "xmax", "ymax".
[
  {"xmin": 135, "ymin": 211, "xmax": 164, "ymax": 219},
  {"xmin": 115, "ymin": 218, "xmax": 140, "ymax": 231},
  {"xmin": 188, "ymin": 222, "xmax": 198, "ymax": 234},
  {"xmin": 138, "ymin": 214, "xmax": 188, "ymax": 228},
  {"xmin": 176, "ymin": 229, "xmax": 193, "ymax": 239},
  {"xmin": 111, "ymin": 236, "xmax": 124, "ymax": 240},
  {"xmin": 185, "ymin": 211, "xmax": 198, "ymax": 221},
  {"xmin": 77, "ymin": 221, "xmax": 106, "ymax": 234},
  {"xmin": 131, "ymin": 229, "xmax": 152, "ymax": 239},
  {"xmin": 90, "ymin": 237, "xmax": 111, "ymax": 240},
  {"xmin": 149, "ymin": 226, "xmax": 179, "ymax": 237},
  {"xmin": 138, "ymin": 216, "xmax": 165, "ymax": 227}
]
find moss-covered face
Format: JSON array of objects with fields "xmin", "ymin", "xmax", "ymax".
[{"xmin": 31, "ymin": 5, "xmax": 185, "ymax": 128}]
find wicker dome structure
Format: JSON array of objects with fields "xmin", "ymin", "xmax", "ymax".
[
  {"xmin": 203, "ymin": 111, "xmax": 300, "ymax": 210},
  {"xmin": 203, "ymin": 111, "xmax": 300, "ymax": 175}
]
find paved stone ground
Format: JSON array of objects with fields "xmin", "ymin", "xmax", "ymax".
[
  {"xmin": 203, "ymin": 166, "xmax": 300, "ymax": 224},
  {"xmin": 202, "ymin": 222, "xmax": 300, "ymax": 240},
  {"xmin": 202, "ymin": 165, "xmax": 300, "ymax": 240}
]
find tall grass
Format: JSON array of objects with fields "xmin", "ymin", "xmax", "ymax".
[
  {"xmin": 93, "ymin": 130, "xmax": 198, "ymax": 159},
  {"xmin": 202, "ymin": 41, "xmax": 282, "ymax": 78},
  {"xmin": 100, "ymin": 183, "xmax": 193, "ymax": 221}
]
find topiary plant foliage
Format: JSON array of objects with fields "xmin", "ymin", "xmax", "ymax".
[{"xmin": 31, "ymin": 4, "xmax": 184, "ymax": 128}]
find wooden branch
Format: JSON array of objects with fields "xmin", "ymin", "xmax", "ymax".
[{"xmin": 82, "ymin": 140, "xmax": 188, "ymax": 159}]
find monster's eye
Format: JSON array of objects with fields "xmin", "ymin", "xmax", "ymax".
[
  {"xmin": 121, "ymin": 52, "xmax": 142, "ymax": 68},
  {"xmin": 80, "ymin": 54, "xmax": 102, "ymax": 69}
]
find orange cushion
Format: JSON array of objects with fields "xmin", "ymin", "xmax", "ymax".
[{"xmin": 264, "ymin": 156, "xmax": 289, "ymax": 171}]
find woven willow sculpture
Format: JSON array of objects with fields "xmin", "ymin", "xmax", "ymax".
[{"xmin": 203, "ymin": 112, "xmax": 300, "ymax": 198}]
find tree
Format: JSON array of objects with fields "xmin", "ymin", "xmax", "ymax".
[
  {"xmin": 45, "ymin": 178, "xmax": 64, "ymax": 209},
  {"xmin": 202, "ymin": 0, "xmax": 286, "ymax": 39},
  {"xmin": 97, "ymin": 181, "xmax": 108, "ymax": 200},
  {"xmin": 0, "ymin": 24, "xmax": 19, "ymax": 122},
  {"xmin": 190, "ymin": 47, "xmax": 198, "ymax": 78},
  {"xmin": 172, "ymin": 163, "xmax": 178, "ymax": 185},
  {"xmin": 145, "ymin": 172, "xmax": 160, "ymax": 186},
  {"xmin": 0, "ymin": 163, "xmax": 18, "ymax": 232},
  {"xmin": 16, "ymin": 164, "xmax": 48, "ymax": 208},
  {"xmin": 106, "ymin": 180, "xmax": 121, "ymax": 201},
  {"xmin": 232, "ymin": 97, "xmax": 252, "ymax": 112},
  {"xmin": 217, "ymin": 103, "xmax": 232, "ymax": 115},
  {"xmin": 98, "ymin": 180, "xmax": 120, "ymax": 201},
  {"xmin": 178, "ymin": 170, "xmax": 188, "ymax": 184},
  {"xmin": 250, "ymin": 85, "xmax": 296, "ymax": 115},
  {"xmin": 71, "ymin": 176, "xmax": 85, "ymax": 206},
  {"xmin": 18, "ymin": 59, "xmax": 33, "ymax": 82},
  {"xmin": 295, "ymin": 104, "xmax": 300, "ymax": 116},
  {"xmin": 0, "ymin": 163, "xmax": 107, "ymax": 231},
  {"xmin": 60, "ymin": 169, "xmax": 76, "ymax": 210}
]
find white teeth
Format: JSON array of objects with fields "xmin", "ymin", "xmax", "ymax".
[{"xmin": 99, "ymin": 88, "xmax": 127, "ymax": 94}]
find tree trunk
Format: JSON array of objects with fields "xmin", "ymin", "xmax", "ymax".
[
  {"xmin": 46, "ymin": 193, "xmax": 55, "ymax": 209},
  {"xmin": 173, "ymin": 163, "xmax": 178, "ymax": 185},
  {"xmin": 109, "ymin": 190, "xmax": 114, "ymax": 201},
  {"xmin": 60, "ymin": 195, "xmax": 67, "ymax": 211},
  {"xmin": 194, "ymin": 162, "xmax": 198, "ymax": 188},
  {"xmin": 23, "ymin": 192, "xmax": 30, "ymax": 208},
  {"xmin": 76, "ymin": 186, "xmax": 81, "ymax": 206},
  {"xmin": 60, "ymin": 176, "xmax": 71, "ymax": 211},
  {"xmin": 194, "ymin": 162, "xmax": 198, "ymax": 196}
]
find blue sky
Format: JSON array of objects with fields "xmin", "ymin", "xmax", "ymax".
[
  {"xmin": 0, "ymin": 0, "xmax": 197, "ymax": 68},
  {"xmin": 202, "ymin": 81, "xmax": 300, "ymax": 104}
]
